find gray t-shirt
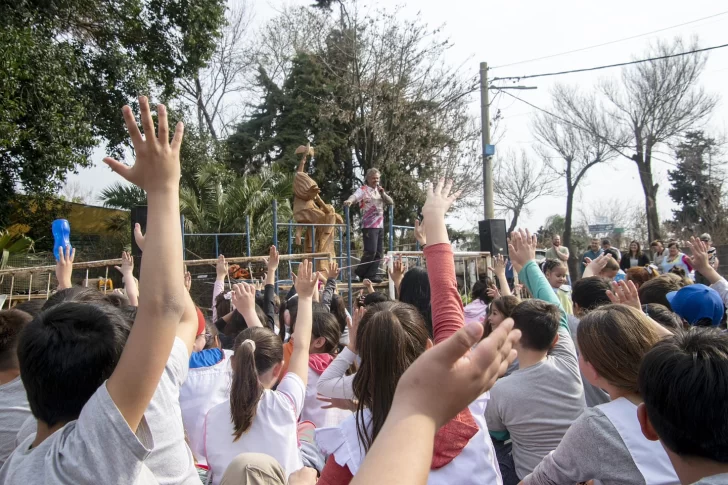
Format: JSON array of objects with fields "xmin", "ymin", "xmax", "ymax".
[
  {"xmin": 523, "ymin": 407, "xmax": 647, "ymax": 485},
  {"xmin": 0, "ymin": 377, "xmax": 31, "ymax": 468},
  {"xmin": 144, "ymin": 337, "xmax": 201, "ymax": 485},
  {"xmin": 696, "ymin": 474, "xmax": 728, "ymax": 484},
  {"xmin": 485, "ymin": 325, "xmax": 586, "ymax": 479},
  {"xmin": 0, "ymin": 382, "xmax": 159, "ymax": 484}
]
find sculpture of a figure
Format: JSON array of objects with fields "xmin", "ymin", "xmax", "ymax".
[{"xmin": 292, "ymin": 144, "xmax": 342, "ymax": 272}]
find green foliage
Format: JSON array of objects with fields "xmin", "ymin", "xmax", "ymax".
[
  {"xmin": 100, "ymin": 183, "xmax": 148, "ymax": 211},
  {"xmin": 0, "ymin": 0, "xmax": 226, "ymax": 225},
  {"xmin": 0, "ymin": 231, "xmax": 34, "ymax": 269}
]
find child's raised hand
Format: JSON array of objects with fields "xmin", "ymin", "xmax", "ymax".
[
  {"xmin": 507, "ymin": 229, "xmax": 537, "ymax": 273},
  {"xmin": 56, "ymin": 245, "xmax": 76, "ymax": 290},
  {"xmin": 414, "ymin": 218, "xmax": 426, "ymax": 247},
  {"xmin": 102, "ymin": 96, "xmax": 184, "ymax": 193},
  {"xmin": 363, "ymin": 279, "xmax": 375, "ymax": 294},
  {"xmin": 231, "ymin": 282, "xmax": 257, "ymax": 313},
  {"xmin": 488, "ymin": 254, "xmax": 507, "ymax": 276},
  {"xmin": 322, "ymin": 261, "xmax": 340, "ymax": 281},
  {"xmin": 294, "ymin": 260, "xmax": 319, "ymax": 300},
  {"xmin": 216, "ymin": 254, "xmax": 228, "ymax": 280},
  {"xmin": 266, "ymin": 246, "xmax": 280, "ymax": 273},
  {"xmin": 114, "ymin": 251, "xmax": 134, "ymax": 278},
  {"xmin": 422, "ymin": 179, "xmax": 461, "ymax": 221},
  {"xmin": 687, "ymin": 236, "xmax": 710, "ymax": 272},
  {"xmin": 583, "ymin": 253, "xmax": 612, "ymax": 278},
  {"xmin": 133, "ymin": 223, "xmax": 146, "ymax": 252},
  {"xmin": 348, "ymin": 306, "xmax": 366, "ymax": 354},
  {"xmin": 606, "ymin": 280, "xmax": 642, "ymax": 310},
  {"xmin": 486, "ymin": 285, "xmax": 501, "ymax": 299}
]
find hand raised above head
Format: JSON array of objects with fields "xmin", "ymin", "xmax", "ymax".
[
  {"xmin": 422, "ymin": 179, "xmax": 461, "ymax": 221},
  {"xmin": 507, "ymin": 229, "xmax": 537, "ymax": 273},
  {"xmin": 103, "ymin": 96, "xmax": 184, "ymax": 193}
]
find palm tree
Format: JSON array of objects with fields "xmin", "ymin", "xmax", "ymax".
[{"xmin": 99, "ymin": 182, "xmax": 147, "ymax": 211}]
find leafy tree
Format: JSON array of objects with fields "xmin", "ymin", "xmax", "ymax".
[
  {"xmin": 0, "ymin": 0, "xmax": 226, "ymax": 225},
  {"xmin": 668, "ymin": 131, "xmax": 728, "ymax": 240}
]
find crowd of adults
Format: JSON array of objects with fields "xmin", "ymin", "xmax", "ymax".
[{"xmin": 1, "ymin": 98, "xmax": 728, "ymax": 485}]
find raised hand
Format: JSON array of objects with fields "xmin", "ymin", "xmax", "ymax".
[
  {"xmin": 348, "ymin": 306, "xmax": 366, "ymax": 353},
  {"xmin": 388, "ymin": 255, "xmax": 406, "ymax": 290},
  {"xmin": 687, "ymin": 236, "xmax": 710, "ymax": 273},
  {"xmin": 322, "ymin": 261, "xmax": 340, "ymax": 281},
  {"xmin": 363, "ymin": 279, "xmax": 375, "ymax": 294},
  {"xmin": 134, "ymin": 223, "xmax": 146, "ymax": 252},
  {"xmin": 266, "ymin": 246, "xmax": 280, "ymax": 273},
  {"xmin": 488, "ymin": 254, "xmax": 507, "ymax": 276},
  {"xmin": 231, "ymin": 282, "xmax": 257, "ymax": 314},
  {"xmin": 583, "ymin": 253, "xmax": 612, "ymax": 278},
  {"xmin": 422, "ymin": 179, "xmax": 460, "ymax": 221},
  {"xmin": 102, "ymin": 96, "xmax": 184, "ymax": 193},
  {"xmin": 56, "ymin": 245, "xmax": 76, "ymax": 290},
  {"xmin": 294, "ymin": 260, "xmax": 319, "ymax": 300},
  {"xmin": 606, "ymin": 280, "xmax": 641, "ymax": 310},
  {"xmin": 414, "ymin": 218, "xmax": 426, "ymax": 247},
  {"xmin": 114, "ymin": 251, "xmax": 134, "ymax": 278},
  {"xmin": 486, "ymin": 285, "xmax": 501, "ymax": 300},
  {"xmin": 184, "ymin": 271, "xmax": 192, "ymax": 292},
  {"xmin": 507, "ymin": 229, "xmax": 537, "ymax": 273},
  {"xmin": 216, "ymin": 254, "xmax": 228, "ymax": 280}
]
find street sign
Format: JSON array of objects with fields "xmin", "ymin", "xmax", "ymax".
[{"xmin": 588, "ymin": 223, "xmax": 614, "ymax": 233}]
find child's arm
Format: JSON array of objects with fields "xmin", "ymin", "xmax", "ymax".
[
  {"xmin": 286, "ymin": 260, "xmax": 318, "ymax": 386},
  {"xmin": 103, "ymin": 97, "xmax": 186, "ymax": 432},
  {"xmin": 489, "ymin": 255, "xmax": 512, "ymax": 297},
  {"xmin": 114, "ymin": 251, "xmax": 139, "ymax": 307},
  {"xmin": 422, "ymin": 179, "xmax": 463, "ymax": 344},
  {"xmin": 212, "ymin": 255, "xmax": 228, "ymax": 321},
  {"xmin": 231, "ymin": 283, "xmax": 263, "ymax": 328},
  {"xmin": 55, "ymin": 245, "xmax": 75, "ymax": 290},
  {"xmin": 262, "ymin": 246, "xmax": 279, "ymax": 330}
]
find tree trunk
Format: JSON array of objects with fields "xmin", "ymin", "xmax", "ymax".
[
  {"xmin": 634, "ymin": 146, "xmax": 661, "ymax": 242},
  {"xmin": 563, "ymin": 186, "xmax": 579, "ymax": 280},
  {"xmin": 507, "ymin": 207, "xmax": 521, "ymax": 235}
]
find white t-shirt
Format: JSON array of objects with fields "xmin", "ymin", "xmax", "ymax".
[
  {"xmin": 301, "ymin": 367, "xmax": 352, "ymax": 429},
  {"xmin": 0, "ymin": 376, "xmax": 31, "ymax": 468},
  {"xmin": 204, "ymin": 372, "xmax": 306, "ymax": 485},
  {"xmin": 0, "ymin": 382, "xmax": 159, "ymax": 484},
  {"xmin": 179, "ymin": 349, "xmax": 233, "ymax": 464},
  {"xmin": 143, "ymin": 337, "xmax": 200, "ymax": 485}
]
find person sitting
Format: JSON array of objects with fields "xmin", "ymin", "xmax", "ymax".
[{"xmin": 638, "ymin": 328, "xmax": 728, "ymax": 485}]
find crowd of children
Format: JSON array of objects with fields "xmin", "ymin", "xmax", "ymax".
[{"xmin": 1, "ymin": 98, "xmax": 728, "ymax": 485}]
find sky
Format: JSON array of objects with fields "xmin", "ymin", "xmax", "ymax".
[{"xmin": 70, "ymin": 0, "xmax": 728, "ymax": 235}]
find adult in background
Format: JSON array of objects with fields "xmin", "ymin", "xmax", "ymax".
[
  {"xmin": 601, "ymin": 238, "xmax": 621, "ymax": 261},
  {"xmin": 659, "ymin": 241, "xmax": 693, "ymax": 277},
  {"xmin": 619, "ymin": 240, "xmax": 650, "ymax": 270},
  {"xmin": 649, "ymin": 240, "xmax": 668, "ymax": 268},
  {"xmin": 581, "ymin": 239, "xmax": 602, "ymax": 277},
  {"xmin": 343, "ymin": 168, "xmax": 393, "ymax": 283},
  {"xmin": 695, "ymin": 233, "xmax": 720, "ymax": 285},
  {"xmin": 545, "ymin": 235, "xmax": 570, "ymax": 285}
]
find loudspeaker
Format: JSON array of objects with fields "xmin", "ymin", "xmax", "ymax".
[
  {"xmin": 130, "ymin": 206, "xmax": 147, "ymax": 257},
  {"xmin": 479, "ymin": 219, "xmax": 508, "ymax": 257}
]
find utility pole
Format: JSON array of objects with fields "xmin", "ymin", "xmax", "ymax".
[{"xmin": 480, "ymin": 62, "xmax": 494, "ymax": 219}]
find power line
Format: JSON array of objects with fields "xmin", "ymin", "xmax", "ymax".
[
  {"xmin": 494, "ymin": 88, "xmax": 680, "ymax": 171},
  {"xmin": 492, "ymin": 42, "xmax": 728, "ymax": 82},
  {"xmin": 491, "ymin": 10, "xmax": 728, "ymax": 69}
]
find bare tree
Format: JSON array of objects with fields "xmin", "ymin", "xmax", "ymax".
[
  {"xmin": 559, "ymin": 37, "xmax": 718, "ymax": 242},
  {"xmin": 578, "ymin": 198, "xmax": 649, "ymax": 248},
  {"xmin": 179, "ymin": 2, "xmax": 255, "ymax": 140},
  {"xmin": 533, "ymin": 86, "xmax": 622, "ymax": 276},
  {"xmin": 494, "ymin": 149, "xmax": 557, "ymax": 234},
  {"xmin": 60, "ymin": 180, "xmax": 94, "ymax": 205}
]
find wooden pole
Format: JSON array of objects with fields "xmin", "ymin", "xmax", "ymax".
[
  {"xmin": 27, "ymin": 274, "xmax": 32, "ymax": 301},
  {"xmin": 8, "ymin": 276, "xmax": 13, "ymax": 308},
  {"xmin": 46, "ymin": 273, "xmax": 51, "ymax": 300}
]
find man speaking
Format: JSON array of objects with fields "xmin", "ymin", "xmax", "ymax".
[{"xmin": 343, "ymin": 168, "xmax": 393, "ymax": 283}]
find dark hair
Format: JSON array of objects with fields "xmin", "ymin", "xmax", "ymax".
[
  {"xmin": 398, "ymin": 267, "xmax": 432, "ymax": 337},
  {"xmin": 471, "ymin": 281, "xmax": 489, "ymax": 304},
  {"xmin": 44, "ymin": 287, "xmax": 121, "ymax": 310},
  {"xmin": 364, "ymin": 292, "xmax": 389, "ymax": 306},
  {"xmin": 215, "ymin": 292, "xmax": 232, "ymax": 321},
  {"xmin": 18, "ymin": 302, "xmax": 131, "ymax": 426},
  {"xmin": 203, "ymin": 321, "xmax": 220, "ymax": 350},
  {"xmin": 639, "ymin": 328, "xmax": 728, "ymax": 462},
  {"xmin": 602, "ymin": 239, "xmax": 611, "ymax": 246},
  {"xmin": 224, "ymin": 305, "xmax": 267, "ymax": 340},
  {"xmin": 12, "ymin": 299, "xmax": 45, "ymax": 317},
  {"xmin": 487, "ymin": 295, "xmax": 521, "ymax": 337},
  {"xmin": 511, "ymin": 299, "xmax": 560, "ymax": 351},
  {"xmin": 571, "ymin": 277, "xmax": 611, "ymax": 312},
  {"xmin": 329, "ymin": 294, "xmax": 348, "ymax": 335},
  {"xmin": 578, "ymin": 305, "xmax": 664, "ymax": 393},
  {"xmin": 603, "ymin": 248, "xmax": 621, "ymax": 263},
  {"xmin": 0, "ymin": 309, "xmax": 32, "ymax": 370},
  {"xmin": 353, "ymin": 302, "xmax": 429, "ymax": 451},
  {"xmin": 641, "ymin": 303, "xmax": 683, "ymax": 331},
  {"xmin": 541, "ymin": 258, "xmax": 566, "ymax": 276},
  {"xmin": 667, "ymin": 241, "xmax": 680, "ymax": 250},
  {"xmin": 230, "ymin": 327, "xmax": 283, "ymax": 440},
  {"xmin": 639, "ymin": 275, "xmax": 683, "ymax": 308},
  {"xmin": 629, "ymin": 240, "xmax": 642, "ymax": 257},
  {"xmin": 312, "ymin": 311, "xmax": 341, "ymax": 354},
  {"xmin": 278, "ymin": 295, "xmax": 299, "ymax": 341}
]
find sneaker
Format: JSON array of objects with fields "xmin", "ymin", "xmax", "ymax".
[{"xmin": 370, "ymin": 276, "xmax": 383, "ymax": 284}]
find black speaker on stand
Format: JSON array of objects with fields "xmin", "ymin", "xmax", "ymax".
[{"xmin": 479, "ymin": 219, "xmax": 508, "ymax": 257}]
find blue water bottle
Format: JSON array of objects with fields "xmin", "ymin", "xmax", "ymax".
[{"xmin": 52, "ymin": 219, "xmax": 71, "ymax": 261}]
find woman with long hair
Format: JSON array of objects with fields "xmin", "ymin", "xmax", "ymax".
[
  {"xmin": 203, "ymin": 263, "xmax": 318, "ymax": 485},
  {"xmin": 316, "ymin": 181, "xmax": 502, "ymax": 484},
  {"xmin": 525, "ymin": 286, "xmax": 678, "ymax": 485},
  {"xmin": 620, "ymin": 241, "xmax": 650, "ymax": 271}
]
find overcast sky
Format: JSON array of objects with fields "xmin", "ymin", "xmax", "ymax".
[{"xmin": 71, "ymin": 0, "xmax": 728, "ymax": 234}]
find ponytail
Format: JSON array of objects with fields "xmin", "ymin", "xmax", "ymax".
[{"xmin": 230, "ymin": 327, "xmax": 283, "ymax": 440}]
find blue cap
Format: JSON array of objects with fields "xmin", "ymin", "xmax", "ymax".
[{"xmin": 666, "ymin": 284, "xmax": 725, "ymax": 326}]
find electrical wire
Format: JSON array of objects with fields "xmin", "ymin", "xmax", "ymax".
[
  {"xmin": 492, "ymin": 42, "xmax": 728, "ymax": 82},
  {"xmin": 491, "ymin": 10, "xmax": 728, "ymax": 69}
]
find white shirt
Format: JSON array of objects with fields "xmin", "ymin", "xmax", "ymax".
[
  {"xmin": 301, "ymin": 367, "xmax": 352, "ymax": 429},
  {"xmin": 204, "ymin": 373, "xmax": 306, "ymax": 485},
  {"xmin": 316, "ymin": 347, "xmax": 358, "ymax": 400},
  {"xmin": 179, "ymin": 349, "xmax": 233, "ymax": 464}
]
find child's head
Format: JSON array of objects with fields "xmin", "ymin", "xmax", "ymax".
[
  {"xmin": 353, "ymin": 301, "xmax": 430, "ymax": 450},
  {"xmin": 600, "ymin": 253, "xmax": 620, "ymax": 280},
  {"xmin": 638, "ymin": 328, "xmax": 728, "ymax": 469},
  {"xmin": 215, "ymin": 292, "xmax": 232, "ymax": 320},
  {"xmin": 641, "ymin": 303, "xmax": 683, "ymax": 331},
  {"xmin": 230, "ymin": 327, "xmax": 284, "ymax": 439},
  {"xmin": 471, "ymin": 281, "xmax": 489, "ymax": 304},
  {"xmin": 541, "ymin": 259, "xmax": 567, "ymax": 289},
  {"xmin": 0, "ymin": 309, "xmax": 32, "ymax": 372},
  {"xmin": 398, "ymin": 267, "xmax": 432, "ymax": 337},
  {"xmin": 626, "ymin": 266, "xmax": 657, "ymax": 289},
  {"xmin": 44, "ymin": 287, "xmax": 121, "ymax": 310},
  {"xmin": 666, "ymin": 284, "xmax": 725, "ymax": 327},
  {"xmin": 311, "ymin": 310, "xmax": 341, "ymax": 354},
  {"xmin": 18, "ymin": 302, "xmax": 131, "ymax": 426},
  {"xmin": 363, "ymin": 292, "xmax": 389, "ymax": 307},
  {"xmin": 639, "ymin": 275, "xmax": 684, "ymax": 308},
  {"xmin": 511, "ymin": 299, "xmax": 560, "ymax": 352},
  {"xmin": 577, "ymin": 304, "xmax": 664, "ymax": 393},
  {"xmin": 487, "ymin": 295, "xmax": 520, "ymax": 335},
  {"xmin": 224, "ymin": 305, "xmax": 268, "ymax": 340},
  {"xmin": 329, "ymin": 294, "xmax": 349, "ymax": 336},
  {"xmin": 571, "ymin": 276, "xmax": 611, "ymax": 316},
  {"xmin": 12, "ymin": 299, "xmax": 46, "ymax": 317}
]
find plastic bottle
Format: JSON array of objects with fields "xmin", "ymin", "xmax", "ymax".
[{"xmin": 52, "ymin": 219, "xmax": 71, "ymax": 261}]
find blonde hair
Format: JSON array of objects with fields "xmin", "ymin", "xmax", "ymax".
[{"xmin": 578, "ymin": 305, "xmax": 665, "ymax": 393}]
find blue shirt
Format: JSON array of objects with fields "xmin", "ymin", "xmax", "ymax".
[
  {"xmin": 189, "ymin": 348, "xmax": 224, "ymax": 369},
  {"xmin": 581, "ymin": 249, "xmax": 603, "ymax": 273}
]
